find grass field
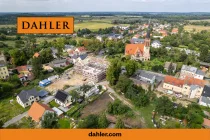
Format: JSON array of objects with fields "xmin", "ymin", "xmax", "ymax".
[
  {"xmin": 188, "ymin": 19, "xmax": 210, "ymax": 22},
  {"xmin": 0, "ymin": 24, "xmax": 16, "ymax": 28},
  {"xmin": 58, "ymin": 118, "xmax": 70, "ymax": 128},
  {"xmin": 75, "ymin": 21, "xmax": 114, "ymax": 31},
  {"xmin": 137, "ymin": 103, "xmax": 155, "ymax": 128},
  {"xmin": 184, "ymin": 25, "xmax": 210, "ymax": 32},
  {"xmin": 0, "ymin": 97, "xmax": 27, "ymax": 123}
]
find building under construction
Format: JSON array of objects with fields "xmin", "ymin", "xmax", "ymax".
[{"xmin": 74, "ymin": 57, "xmax": 108, "ymax": 82}]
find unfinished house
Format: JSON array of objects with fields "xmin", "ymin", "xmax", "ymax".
[{"xmin": 74, "ymin": 58, "xmax": 109, "ymax": 82}]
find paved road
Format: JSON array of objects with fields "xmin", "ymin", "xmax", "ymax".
[{"xmin": 3, "ymin": 111, "xmax": 28, "ymax": 128}]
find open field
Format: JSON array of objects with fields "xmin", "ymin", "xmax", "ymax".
[
  {"xmin": 188, "ymin": 19, "xmax": 210, "ymax": 22},
  {"xmin": 80, "ymin": 92, "xmax": 114, "ymax": 118},
  {"xmin": 75, "ymin": 22, "xmax": 114, "ymax": 31},
  {"xmin": 184, "ymin": 25, "xmax": 210, "ymax": 32}
]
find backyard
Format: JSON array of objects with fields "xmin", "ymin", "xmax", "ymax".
[{"xmin": 0, "ymin": 96, "xmax": 28, "ymax": 123}]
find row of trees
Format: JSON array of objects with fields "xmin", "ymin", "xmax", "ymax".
[{"xmin": 155, "ymin": 96, "xmax": 204, "ymax": 128}]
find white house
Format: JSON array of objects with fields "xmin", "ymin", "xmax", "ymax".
[
  {"xmin": 16, "ymin": 89, "xmax": 40, "ymax": 108},
  {"xmin": 54, "ymin": 90, "xmax": 72, "ymax": 107},
  {"xmin": 151, "ymin": 40, "xmax": 162, "ymax": 48}
]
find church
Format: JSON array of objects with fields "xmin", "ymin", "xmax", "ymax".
[{"xmin": 125, "ymin": 29, "xmax": 151, "ymax": 61}]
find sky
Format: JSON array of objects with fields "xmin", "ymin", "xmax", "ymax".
[{"xmin": 0, "ymin": 0, "xmax": 210, "ymax": 12}]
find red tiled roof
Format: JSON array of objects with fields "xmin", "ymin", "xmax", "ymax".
[
  {"xmin": 28, "ymin": 102, "xmax": 54, "ymax": 122},
  {"xmin": 164, "ymin": 76, "xmax": 184, "ymax": 87},
  {"xmin": 184, "ymin": 76, "xmax": 206, "ymax": 87},
  {"xmin": 203, "ymin": 118, "xmax": 210, "ymax": 127},
  {"xmin": 125, "ymin": 44, "xmax": 145, "ymax": 55},
  {"xmin": 164, "ymin": 76, "xmax": 206, "ymax": 87},
  {"xmin": 77, "ymin": 46, "xmax": 86, "ymax": 52},
  {"xmin": 16, "ymin": 66, "xmax": 28, "ymax": 73},
  {"xmin": 172, "ymin": 28, "xmax": 178, "ymax": 33},
  {"xmin": 33, "ymin": 52, "xmax": 40, "ymax": 58}
]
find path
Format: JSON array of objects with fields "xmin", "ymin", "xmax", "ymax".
[{"xmin": 2, "ymin": 111, "xmax": 28, "ymax": 128}]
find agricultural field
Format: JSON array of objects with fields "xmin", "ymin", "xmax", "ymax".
[
  {"xmin": 188, "ymin": 19, "xmax": 210, "ymax": 22},
  {"xmin": 74, "ymin": 21, "xmax": 114, "ymax": 31},
  {"xmin": 184, "ymin": 25, "xmax": 210, "ymax": 32}
]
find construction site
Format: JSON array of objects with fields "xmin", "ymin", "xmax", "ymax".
[{"xmin": 74, "ymin": 57, "xmax": 109, "ymax": 82}]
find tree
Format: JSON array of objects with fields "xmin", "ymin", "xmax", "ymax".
[
  {"xmin": 155, "ymin": 96, "xmax": 174, "ymax": 116},
  {"xmin": 98, "ymin": 113, "xmax": 109, "ymax": 128},
  {"xmin": 115, "ymin": 75, "xmax": 133, "ymax": 93},
  {"xmin": 40, "ymin": 48, "xmax": 54, "ymax": 64},
  {"xmin": 106, "ymin": 59, "xmax": 121, "ymax": 86},
  {"xmin": 78, "ymin": 114, "xmax": 99, "ymax": 128},
  {"xmin": 199, "ymin": 44, "xmax": 209, "ymax": 62},
  {"xmin": 125, "ymin": 60, "xmax": 138, "ymax": 76},
  {"xmin": 9, "ymin": 49, "xmax": 28, "ymax": 66},
  {"xmin": 115, "ymin": 118, "xmax": 125, "ymax": 129},
  {"xmin": 133, "ymin": 93, "xmax": 150, "ymax": 107},
  {"xmin": 186, "ymin": 104, "xmax": 204, "ymax": 128},
  {"xmin": 69, "ymin": 90, "xmax": 79, "ymax": 102},
  {"xmin": 41, "ymin": 112, "xmax": 59, "ymax": 129},
  {"xmin": 32, "ymin": 57, "xmax": 43, "ymax": 79}
]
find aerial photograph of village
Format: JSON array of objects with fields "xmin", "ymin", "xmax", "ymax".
[{"xmin": 0, "ymin": 0, "xmax": 210, "ymax": 129}]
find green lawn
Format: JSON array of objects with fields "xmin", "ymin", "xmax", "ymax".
[
  {"xmin": 49, "ymin": 100, "xmax": 59, "ymax": 108},
  {"xmin": 137, "ymin": 103, "xmax": 155, "ymax": 128},
  {"xmin": 58, "ymin": 118, "xmax": 70, "ymax": 129},
  {"xmin": 0, "ymin": 97, "xmax": 28, "ymax": 123},
  {"xmin": 0, "ymin": 24, "xmax": 16, "ymax": 28}
]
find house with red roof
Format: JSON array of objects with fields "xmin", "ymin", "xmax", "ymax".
[
  {"xmin": 28, "ymin": 102, "xmax": 54, "ymax": 122},
  {"xmin": 171, "ymin": 28, "xmax": 179, "ymax": 34},
  {"xmin": 163, "ymin": 76, "xmax": 206, "ymax": 98}
]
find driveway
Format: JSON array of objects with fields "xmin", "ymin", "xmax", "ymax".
[
  {"xmin": 3, "ymin": 111, "xmax": 28, "ymax": 128},
  {"xmin": 42, "ymin": 96, "xmax": 54, "ymax": 104}
]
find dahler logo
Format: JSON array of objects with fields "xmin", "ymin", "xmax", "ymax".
[{"xmin": 17, "ymin": 17, "xmax": 74, "ymax": 34}]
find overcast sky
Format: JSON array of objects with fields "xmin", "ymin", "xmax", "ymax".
[{"xmin": 0, "ymin": 0, "xmax": 210, "ymax": 12}]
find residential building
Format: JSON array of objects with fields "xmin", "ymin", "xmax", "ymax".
[
  {"xmin": 0, "ymin": 52, "xmax": 6, "ymax": 62},
  {"xmin": 63, "ymin": 45, "xmax": 74, "ymax": 52},
  {"xmin": 0, "ymin": 60, "xmax": 9, "ymax": 79},
  {"xmin": 54, "ymin": 90, "xmax": 72, "ymax": 107},
  {"xmin": 151, "ymin": 40, "xmax": 162, "ymax": 48},
  {"xmin": 108, "ymin": 34, "xmax": 123, "ymax": 40},
  {"xmin": 133, "ymin": 70, "xmax": 164, "ymax": 85},
  {"xmin": 28, "ymin": 102, "xmax": 54, "ymax": 122},
  {"xmin": 70, "ymin": 54, "xmax": 88, "ymax": 64},
  {"xmin": 75, "ymin": 46, "xmax": 86, "ymax": 55},
  {"xmin": 50, "ymin": 59, "xmax": 67, "ymax": 68},
  {"xmin": 202, "ymin": 118, "xmax": 210, "ymax": 128},
  {"xmin": 164, "ymin": 62, "xmax": 177, "ymax": 73},
  {"xmin": 17, "ymin": 89, "xmax": 40, "ymax": 108},
  {"xmin": 199, "ymin": 85, "xmax": 210, "ymax": 107},
  {"xmin": 171, "ymin": 28, "xmax": 178, "ymax": 34},
  {"xmin": 130, "ymin": 38, "xmax": 145, "ymax": 44},
  {"xmin": 82, "ymin": 63, "xmax": 107, "ymax": 82},
  {"xmin": 33, "ymin": 52, "xmax": 40, "ymax": 58},
  {"xmin": 163, "ymin": 76, "xmax": 206, "ymax": 98},
  {"xmin": 180, "ymin": 65, "xmax": 205, "ymax": 80},
  {"xmin": 74, "ymin": 57, "xmax": 109, "ymax": 82},
  {"xmin": 125, "ymin": 29, "xmax": 151, "ymax": 61},
  {"xmin": 51, "ymin": 47, "xmax": 58, "ymax": 58}
]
